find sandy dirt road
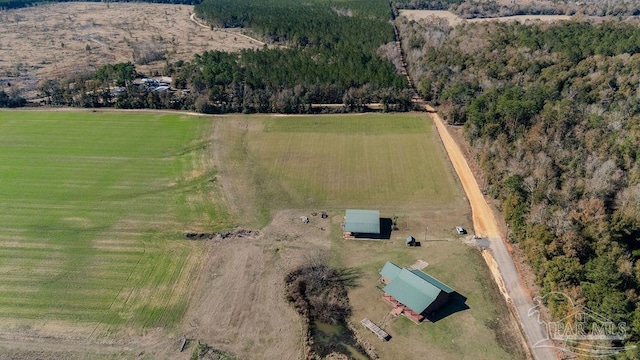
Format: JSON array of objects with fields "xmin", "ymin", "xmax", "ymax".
[{"xmin": 426, "ymin": 105, "xmax": 556, "ymax": 360}]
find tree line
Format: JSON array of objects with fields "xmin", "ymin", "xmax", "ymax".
[
  {"xmin": 39, "ymin": 54, "xmax": 411, "ymax": 113},
  {"xmin": 0, "ymin": 89, "xmax": 26, "ymax": 107},
  {"xmin": 400, "ymin": 17, "xmax": 640, "ymax": 355}
]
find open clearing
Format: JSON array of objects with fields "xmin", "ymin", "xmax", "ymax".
[
  {"xmin": 0, "ymin": 2, "xmax": 265, "ymax": 97},
  {"xmin": 213, "ymin": 113, "xmax": 467, "ymax": 228},
  {"xmin": 0, "ymin": 111, "xmax": 525, "ymax": 359},
  {"xmin": 400, "ymin": 9, "xmax": 571, "ymax": 26}
]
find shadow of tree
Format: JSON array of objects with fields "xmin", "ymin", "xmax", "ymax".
[{"xmin": 336, "ymin": 267, "xmax": 362, "ymax": 288}]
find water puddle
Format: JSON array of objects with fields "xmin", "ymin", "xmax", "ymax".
[{"xmin": 312, "ymin": 321, "xmax": 369, "ymax": 359}]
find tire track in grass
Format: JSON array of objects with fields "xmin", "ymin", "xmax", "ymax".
[
  {"xmin": 90, "ymin": 238, "xmax": 146, "ymax": 338},
  {"xmin": 339, "ymin": 135, "xmax": 348, "ymax": 201},
  {"xmin": 364, "ymin": 132, "xmax": 374, "ymax": 204},
  {"xmin": 390, "ymin": 134, "xmax": 403, "ymax": 204}
]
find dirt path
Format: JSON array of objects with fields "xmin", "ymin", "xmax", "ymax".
[
  {"xmin": 399, "ymin": 10, "xmax": 571, "ymax": 27},
  {"xmin": 426, "ymin": 105, "xmax": 556, "ymax": 360},
  {"xmin": 190, "ymin": 13, "xmax": 269, "ymax": 48}
]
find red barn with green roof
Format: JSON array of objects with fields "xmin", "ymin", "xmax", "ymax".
[{"xmin": 379, "ymin": 261, "xmax": 454, "ymax": 324}]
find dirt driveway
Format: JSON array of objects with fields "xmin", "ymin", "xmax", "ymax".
[{"xmin": 426, "ymin": 106, "xmax": 557, "ymax": 360}]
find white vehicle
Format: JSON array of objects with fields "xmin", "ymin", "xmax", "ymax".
[{"xmin": 455, "ymin": 226, "xmax": 466, "ymax": 235}]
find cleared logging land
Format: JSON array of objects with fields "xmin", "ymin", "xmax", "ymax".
[
  {"xmin": 0, "ymin": 111, "xmax": 524, "ymax": 359},
  {"xmin": 399, "ymin": 9, "xmax": 571, "ymax": 27},
  {"xmin": 0, "ymin": 2, "xmax": 264, "ymax": 98}
]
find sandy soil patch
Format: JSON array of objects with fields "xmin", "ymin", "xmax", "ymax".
[
  {"xmin": 0, "ymin": 2, "xmax": 265, "ymax": 97},
  {"xmin": 400, "ymin": 9, "xmax": 571, "ymax": 27},
  {"xmin": 407, "ymin": 259, "xmax": 429, "ymax": 270},
  {"xmin": 400, "ymin": 10, "xmax": 465, "ymax": 26}
]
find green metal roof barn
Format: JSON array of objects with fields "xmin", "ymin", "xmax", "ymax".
[
  {"xmin": 379, "ymin": 261, "xmax": 454, "ymax": 320},
  {"xmin": 343, "ymin": 209, "xmax": 380, "ymax": 234}
]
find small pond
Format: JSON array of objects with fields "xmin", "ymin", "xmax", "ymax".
[{"xmin": 312, "ymin": 321, "xmax": 369, "ymax": 360}]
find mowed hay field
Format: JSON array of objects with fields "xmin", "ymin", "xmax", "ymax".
[
  {"xmin": 215, "ymin": 113, "xmax": 466, "ymax": 228},
  {"xmin": 0, "ymin": 111, "xmax": 232, "ymax": 341},
  {"xmin": 211, "ymin": 113, "xmax": 525, "ymax": 359}
]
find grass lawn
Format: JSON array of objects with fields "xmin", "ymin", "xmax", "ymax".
[
  {"xmin": 0, "ymin": 110, "xmax": 233, "ymax": 334},
  {"xmin": 215, "ymin": 113, "xmax": 466, "ymax": 228},
  {"xmin": 336, "ymin": 234, "xmax": 525, "ymax": 360}
]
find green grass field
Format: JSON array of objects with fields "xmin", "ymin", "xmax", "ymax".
[
  {"xmin": 216, "ymin": 113, "xmax": 465, "ymax": 227},
  {"xmin": 0, "ymin": 111, "xmax": 233, "ymax": 333}
]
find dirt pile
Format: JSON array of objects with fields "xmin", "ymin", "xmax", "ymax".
[
  {"xmin": 184, "ymin": 228, "xmax": 259, "ymax": 240},
  {"xmin": 191, "ymin": 342, "xmax": 238, "ymax": 360}
]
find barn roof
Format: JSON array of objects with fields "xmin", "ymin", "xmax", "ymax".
[
  {"xmin": 380, "ymin": 261, "xmax": 454, "ymax": 314},
  {"xmin": 411, "ymin": 269, "xmax": 454, "ymax": 294},
  {"xmin": 380, "ymin": 261, "xmax": 402, "ymax": 280},
  {"xmin": 344, "ymin": 209, "xmax": 380, "ymax": 234}
]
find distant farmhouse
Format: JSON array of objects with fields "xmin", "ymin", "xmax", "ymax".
[
  {"xmin": 136, "ymin": 77, "xmax": 173, "ymax": 93},
  {"xmin": 379, "ymin": 261, "xmax": 454, "ymax": 324},
  {"xmin": 343, "ymin": 209, "xmax": 380, "ymax": 238}
]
